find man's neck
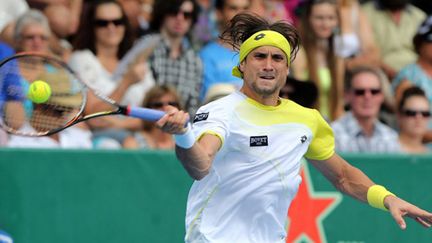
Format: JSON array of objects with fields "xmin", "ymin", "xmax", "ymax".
[{"xmin": 240, "ymin": 87, "xmax": 280, "ymax": 106}]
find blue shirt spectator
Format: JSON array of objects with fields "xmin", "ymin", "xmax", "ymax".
[{"xmin": 199, "ymin": 42, "xmax": 242, "ymax": 101}]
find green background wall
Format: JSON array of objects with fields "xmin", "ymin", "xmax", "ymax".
[{"xmin": 0, "ymin": 148, "xmax": 431, "ymax": 243}]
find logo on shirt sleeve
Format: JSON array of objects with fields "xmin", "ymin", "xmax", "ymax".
[
  {"xmin": 193, "ymin": 112, "xmax": 209, "ymax": 123},
  {"xmin": 301, "ymin": 135, "xmax": 307, "ymax": 144},
  {"xmin": 250, "ymin": 136, "xmax": 268, "ymax": 147}
]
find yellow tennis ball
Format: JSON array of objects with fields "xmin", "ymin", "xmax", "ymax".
[{"xmin": 28, "ymin": 80, "xmax": 52, "ymax": 104}]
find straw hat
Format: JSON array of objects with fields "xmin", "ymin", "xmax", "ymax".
[{"xmin": 204, "ymin": 83, "xmax": 237, "ymax": 104}]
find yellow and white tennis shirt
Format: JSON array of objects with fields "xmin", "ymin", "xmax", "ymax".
[{"xmin": 186, "ymin": 91, "xmax": 334, "ymax": 243}]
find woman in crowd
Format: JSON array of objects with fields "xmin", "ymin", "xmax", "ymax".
[
  {"xmin": 123, "ymin": 85, "xmax": 182, "ymax": 149},
  {"xmin": 291, "ymin": 0, "xmax": 344, "ymax": 121},
  {"xmin": 397, "ymin": 86, "xmax": 431, "ymax": 153},
  {"xmin": 7, "ymin": 10, "xmax": 92, "ymax": 148},
  {"xmin": 392, "ymin": 15, "xmax": 432, "ymax": 143},
  {"xmin": 70, "ymin": 0, "xmax": 154, "ymax": 146}
]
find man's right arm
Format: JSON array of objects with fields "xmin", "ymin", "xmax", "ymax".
[{"xmin": 156, "ymin": 108, "xmax": 222, "ymax": 181}]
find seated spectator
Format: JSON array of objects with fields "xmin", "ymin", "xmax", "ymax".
[
  {"xmin": 291, "ymin": 0, "xmax": 345, "ymax": 121},
  {"xmin": 199, "ymin": 0, "xmax": 249, "ymax": 101},
  {"xmin": 123, "ymin": 85, "xmax": 181, "ymax": 149},
  {"xmin": 362, "ymin": 0, "xmax": 426, "ymax": 79},
  {"xmin": 335, "ymin": 0, "xmax": 380, "ymax": 71},
  {"xmin": 70, "ymin": 0, "xmax": 152, "ymax": 147},
  {"xmin": 331, "ymin": 66, "xmax": 400, "ymax": 153},
  {"xmin": 6, "ymin": 10, "xmax": 93, "ymax": 148},
  {"xmin": 114, "ymin": 0, "xmax": 203, "ymax": 115},
  {"xmin": 392, "ymin": 15, "xmax": 432, "ymax": 143},
  {"xmin": 396, "ymin": 86, "xmax": 431, "ymax": 153}
]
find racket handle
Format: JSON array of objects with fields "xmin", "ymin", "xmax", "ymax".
[{"xmin": 126, "ymin": 106, "xmax": 165, "ymax": 121}]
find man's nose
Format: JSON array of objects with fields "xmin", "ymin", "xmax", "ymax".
[{"xmin": 263, "ymin": 57, "xmax": 274, "ymax": 71}]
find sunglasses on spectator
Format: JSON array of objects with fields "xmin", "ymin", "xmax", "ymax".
[
  {"xmin": 167, "ymin": 9, "xmax": 193, "ymax": 20},
  {"xmin": 148, "ymin": 101, "xmax": 180, "ymax": 109},
  {"xmin": 402, "ymin": 109, "xmax": 431, "ymax": 118},
  {"xmin": 352, "ymin": 88, "xmax": 381, "ymax": 96},
  {"xmin": 94, "ymin": 18, "xmax": 125, "ymax": 27}
]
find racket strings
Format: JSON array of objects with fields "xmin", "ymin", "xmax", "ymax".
[{"xmin": 0, "ymin": 55, "xmax": 85, "ymax": 136}]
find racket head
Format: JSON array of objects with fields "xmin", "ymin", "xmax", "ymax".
[{"xmin": 0, "ymin": 52, "xmax": 87, "ymax": 136}]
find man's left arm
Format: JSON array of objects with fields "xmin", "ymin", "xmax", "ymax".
[{"xmin": 308, "ymin": 153, "xmax": 432, "ymax": 229}]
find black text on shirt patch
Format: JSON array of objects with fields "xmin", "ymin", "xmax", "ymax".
[
  {"xmin": 250, "ymin": 136, "xmax": 268, "ymax": 147},
  {"xmin": 193, "ymin": 112, "xmax": 209, "ymax": 123}
]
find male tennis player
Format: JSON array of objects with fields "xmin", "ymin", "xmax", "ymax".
[{"xmin": 157, "ymin": 13, "xmax": 432, "ymax": 243}]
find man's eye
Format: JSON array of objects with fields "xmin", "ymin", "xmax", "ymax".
[
  {"xmin": 272, "ymin": 55, "xmax": 285, "ymax": 61},
  {"xmin": 254, "ymin": 53, "xmax": 267, "ymax": 59}
]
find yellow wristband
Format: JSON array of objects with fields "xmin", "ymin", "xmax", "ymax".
[{"xmin": 367, "ymin": 185, "xmax": 395, "ymax": 211}]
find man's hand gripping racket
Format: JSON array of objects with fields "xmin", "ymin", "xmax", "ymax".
[{"xmin": 0, "ymin": 52, "xmax": 179, "ymax": 137}]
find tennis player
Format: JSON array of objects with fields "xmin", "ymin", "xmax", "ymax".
[{"xmin": 156, "ymin": 13, "xmax": 432, "ymax": 243}]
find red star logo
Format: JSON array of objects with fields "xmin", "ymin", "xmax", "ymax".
[{"xmin": 287, "ymin": 163, "xmax": 341, "ymax": 243}]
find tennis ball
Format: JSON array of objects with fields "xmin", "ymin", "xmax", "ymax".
[{"xmin": 28, "ymin": 80, "xmax": 52, "ymax": 104}]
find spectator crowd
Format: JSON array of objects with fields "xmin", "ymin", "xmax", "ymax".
[{"xmin": 0, "ymin": 0, "xmax": 431, "ymax": 153}]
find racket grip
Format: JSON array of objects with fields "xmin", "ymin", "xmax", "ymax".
[{"xmin": 126, "ymin": 106, "xmax": 165, "ymax": 121}]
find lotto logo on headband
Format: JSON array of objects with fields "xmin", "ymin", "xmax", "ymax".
[{"xmin": 254, "ymin": 33, "xmax": 265, "ymax": 40}]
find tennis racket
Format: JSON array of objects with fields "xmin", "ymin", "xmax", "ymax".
[{"xmin": 0, "ymin": 52, "xmax": 165, "ymax": 136}]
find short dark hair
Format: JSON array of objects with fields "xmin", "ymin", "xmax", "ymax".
[
  {"xmin": 413, "ymin": 16, "xmax": 432, "ymax": 54},
  {"xmin": 149, "ymin": 0, "xmax": 199, "ymax": 32},
  {"xmin": 219, "ymin": 12, "xmax": 300, "ymax": 64},
  {"xmin": 398, "ymin": 86, "xmax": 428, "ymax": 112}
]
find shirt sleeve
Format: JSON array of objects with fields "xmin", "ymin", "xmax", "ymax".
[
  {"xmin": 191, "ymin": 102, "xmax": 229, "ymax": 146},
  {"xmin": 304, "ymin": 109, "xmax": 335, "ymax": 160}
]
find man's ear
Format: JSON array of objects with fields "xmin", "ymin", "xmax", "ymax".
[{"xmin": 239, "ymin": 61, "xmax": 245, "ymax": 73}]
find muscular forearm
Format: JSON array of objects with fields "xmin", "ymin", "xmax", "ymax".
[
  {"xmin": 175, "ymin": 144, "xmax": 213, "ymax": 180},
  {"xmin": 311, "ymin": 154, "xmax": 374, "ymax": 203},
  {"xmin": 332, "ymin": 164, "xmax": 374, "ymax": 203}
]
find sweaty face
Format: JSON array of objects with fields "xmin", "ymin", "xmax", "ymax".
[
  {"xmin": 162, "ymin": 1, "xmax": 194, "ymax": 38},
  {"xmin": 240, "ymin": 46, "xmax": 289, "ymax": 98},
  {"xmin": 309, "ymin": 2, "xmax": 338, "ymax": 39},
  {"xmin": 348, "ymin": 72, "xmax": 384, "ymax": 120}
]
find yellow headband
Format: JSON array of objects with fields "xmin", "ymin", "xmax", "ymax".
[{"xmin": 232, "ymin": 30, "xmax": 291, "ymax": 78}]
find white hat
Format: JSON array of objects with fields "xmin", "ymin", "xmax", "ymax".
[{"xmin": 204, "ymin": 83, "xmax": 237, "ymax": 104}]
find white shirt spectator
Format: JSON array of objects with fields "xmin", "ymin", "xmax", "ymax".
[{"xmin": 69, "ymin": 49, "xmax": 155, "ymax": 106}]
